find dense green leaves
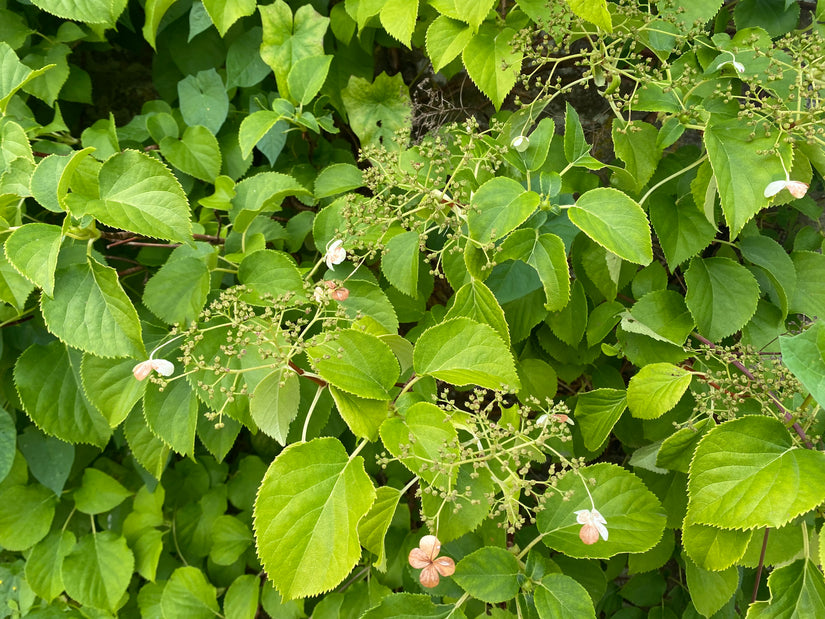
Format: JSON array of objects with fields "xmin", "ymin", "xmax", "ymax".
[
  {"xmin": 254, "ymin": 437, "xmax": 376, "ymax": 599},
  {"xmin": 453, "ymin": 547, "xmax": 520, "ymax": 603}
]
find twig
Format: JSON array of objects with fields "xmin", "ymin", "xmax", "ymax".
[{"xmin": 751, "ymin": 528, "xmax": 770, "ymax": 603}]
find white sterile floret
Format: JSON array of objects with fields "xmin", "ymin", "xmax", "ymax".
[
  {"xmin": 764, "ymin": 179, "xmax": 809, "ymax": 199},
  {"xmin": 324, "ymin": 239, "xmax": 346, "ymax": 270},
  {"xmin": 511, "ymin": 135, "xmax": 529, "ymax": 152},
  {"xmin": 574, "ymin": 508, "xmax": 608, "ymax": 544}
]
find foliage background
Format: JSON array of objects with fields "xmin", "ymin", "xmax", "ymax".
[{"xmin": 1, "ymin": 0, "xmax": 825, "ymax": 617}]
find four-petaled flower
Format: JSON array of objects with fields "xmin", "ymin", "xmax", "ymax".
[
  {"xmin": 324, "ymin": 239, "xmax": 346, "ymax": 270},
  {"xmin": 408, "ymin": 535, "xmax": 455, "ymax": 588},
  {"xmin": 574, "ymin": 508, "xmax": 608, "ymax": 545},
  {"xmin": 764, "ymin": 176, "xmax": 809, "ymax": 200},
  {"xmin": 132, "ymin": 359, "xmax": 175, "ymax": 381}
]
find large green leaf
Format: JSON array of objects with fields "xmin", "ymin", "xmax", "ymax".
[
  {"xmin": 704, "ymin": 120, "xmax": 789, "ymax": 238},
  {"xmin": 498, "ymin": 229, "xmax": 570, "ymax": 311},
  {"xmin": 537, "ymin": 463, "xmax": 666, "ymax": 558},
  {"xmin": 426, "ymin": 16, "xmax": 473, "ymax": 73},
  {"xmin": 462, "ymin": 23, "xmax": 522, "ymax": 110},
  {"xmin": 62, "ymin": 531, "xmax": 134, "ymax": 613},
  {"xmin": 73, "ymin": 468, "xmax": 132, "ymax": 514},
  {"xmin": 230, "ymin": 171, "xmax": 311, "ymax": 233},
  {"xmin": 781, "ymin": 323, "xmax": 825, "ymax": 411},
  {"xmin": 739, "ymin": 234, "xmax": 796, "ymax": 318},
  {"xmin": 78, "ymin": 149, "xmax": 192, "ymax": 244},
  {"xmin": 467, "ymin": 177, "xmax": 540, "ymax": 244},
  {"xmin": 177, "ymin": 69, "xmax": 229, "ymax": 135},
  {"xmin": 746, "ymin": 559, "xmax": 825, "ymax": 618},
  {"xmin": 260, "ymin": 1, "xmax": 329, "ymax": 101},
  {"xmin": 682, "ymin": 521, "xmax": 752, "ymax": 571},
  {"xmin": 445, "ymin": 280, "xmax": 510, "ymax": 347},
  {"xmin": 250, "ymin": 368, "xmax": 300, "ymax": 444},
  {"xmin": 307, "ymin": 329, "xmax": 399, "ymax": 400},
  {"xmin": 0, "ymin": 483, "xmax": 55, "ymax": 551},
  {"xmin": 379, "ymin": 401, "xmax": 460, "ymax": 489},
  {"xmin": 380, "ymin": 0, "xmax": 418, "ymax": 47},
  {"xmin": 534, "ymin": 573, "xmax": 597, "ymax": 619},
  {"xmin": 574, "ymin": 388, "xmax": 627, "ymax": 451},
  {"xmin": 4, "ymin": 223, "xmax": 62, "ymax": 297},
  {"xmin": 41, "ymin": 257, "xmax": 145, "ymax": 358},
  {"xmin": 687, "ymin": 416, "xmax": 825, "ymax": 529},
  {"xmin": 381, "ymin": 230, "xmax": 420, "ymax": 297},
  {"xmin": 81, "ymin": 355, "xmax": 145, "ymax": 427},
  {"xmin": 329, "ymin": 387, "xmax": 389, "ymax": 442},
  {"xmin": 143, "ymin": 0, "xmax": 179, "ymax": 48},
  {"xmin": 202, "ymin": 0, "xmax": 256, "ymax": 36},
  {"xmin": 143, "ymin": 243, "xmax": 215, "ymax": 325},
  {"xmin": 790, "ymin": 251, "xmax": 825, "ymax": 319},
  {"xmin": 684, "ymin": 555, "xmax": 738, "ymax": 618},
  {"xmin": 160, "ymin": 125, "xmax": 222, "ymax": 183},
  {"xmin": 237, "ymin": 249, "xmax": 304, "ymax": 306},
  {"xmin": 453, "ymin": 547, "xmax": 520, "ymax": 603},
  {"xmin": 357, "ymin": 485, "xmax": 402, "ymax": 571},
  {"xmin": 360, "ymin": 593, "xmax": 467, "ymax": 619},
  {"xmin": 253, "ymin": 437, "xmax": 376, "ymax": 599},
  {"xmin": 341, "ymin": 72, "xmax": 411, "ymax": 150},
  {"xmin": 29, "ymin": 147, "xmax": 95, "ymax": 213},
  {"xmin": 143, "ymin": 377, "xmax": 199, "ymax": 456},
  {"xmin": 648, "ymin": 194, "xmax": 716, "ymax": 269},
  {"xmin": 627, "ymin": 363, "xmax": 692, "ymax": 420},
  {"xmin": 413, "ymin": 317, "xmax": 520, "ymax": 390},
  {"xmin": 30, "ymin": 0, "xmax": 118, "ymax": 24},
  {"xmin": 612, "ymin": 119, "xmax": 661, "ymax": 193},
  {"xmin": 684, "ymin": 256, "xmax": 760, "ymax": 342},
  {"xmin": 0, "ymin": 42, "xmax": 55, "ymax": 114},
  {"xmin": 15, "ymin": 341, "xmax": 111, "ymax": 447},
  {"xmin": 25, "ymin": 531, "xmax": 75, "ymax": 602},
  {"xmin": 569, "ymin": 188, "xmax": 652, "ymax": 265},
  {"xmin": 160, "ymin": 566, "xmax": 220, "ymax": 619}
]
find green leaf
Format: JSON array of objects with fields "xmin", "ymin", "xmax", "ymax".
[
  {"xmin": 704, "ymin": 120, "xmax": 789, "ymax": 238},
  {"xmin": 0, "ymin": 245, "xmax": 34, "ymax": 310},
  {"xmin": 177, "ymin": 69, "xmax": 229, "ymax": 135},
  {"xmin": 746, "ymin": 559, "xmax": 825, "ymax": 618},
  {"xmin": 15, "ymin": 341, "xmax": 111, "ymax": 447},
  {"xmin": 21, "ymin": 43, "xmax": 70, "ymax": 107},
  {"xmin": 4, "ymin": 223, "xmax": 62, "ymax": 297},
  {"xmin": 144, "ymin": 243, "xmax": 215, "ymax": 325},
  {"xmin": 546, "ymin": 279, "xmax": 587, "ymax": 346},
  {"xmin": 379, "ymin": 401, "xmax": 460, "ymax": 488},
  {"xmin": 314, "ymin": 163, "xmax": 364, "ymax": 199},
  {"xmin": 426, "ymin": 16, "xmax": 473, "ymax": 73},
  {"xmin": 564, "ymin": 102, "xmax": 599, "ymax": 166},
  {"xmin": 62, "ymin": 531, "xmax": 134, "ymax": 613},
  {"xmin": 421, "ymin": 465, "xmax": 494, "ymax": 543},
  {"xmin": 260, "ymin": 1, "xmax": 329, "ymax": 101},
  {"xmin": 498, "ymin": 230, "xmax": 570, "ymax": 312},
  {"xmin": 649, "ymin": 194, "xmax": 716, "ymax": 269},
  {"xmin": 467, "ymin": 177, "xmax": 540, "ymax": 244},
  {"xmin": 143, "ymin": 376, "xmax": 198, "ymax": 456},
  {"xmin": 226, "ymin": 26, "xmax": 270, "ymax": 89},
  {"xmin": 781, "ymin": 322, "xmax": 825, "ymax": 411},
  {"xmin": 25, "ymin": 531, "xmax": 75, "ymax": 602},
  {"xmin": 254, "ymin": 437, "xmax": 376, "ymax": 599},
  {"xmin": 566, "ymin": 0, "xmax": 612, "ymax": 31},
  {"xmin": 0, "ymin": 409, "xmax": 13, "ymax": 486},
  {"xmin": 538, "ymin": 463, "xmax": 666, "ymax": 558},
  {"xmin": 358, "ymin": 485, "xmax": 402, "ymax": 571},
  {"xmin": 453, "ymin": 547, "xmax": 520, "ymax": 603},
  {"xmin": 739, "ymin": 234, "xmax": 796, "ymax": 318},
  {"xmin": 209, "ymin": 515, "xmax": 253, "ymax": 565},
  {"xmin": 73, "ymin": 468, "xmax": 132, "ymax": 514},
  {"xmin": 445, "ymin": 280, "xmax": 510, "ymax": 347},
  {"xmin": 307, "ymin": 329, "xmax": 400, "ymax": 400},
  {"xmin": 160, "ymin": 566, "xmax": 220, "ymax": 619},
  {"xmin": 380, "ymin": 0, "xmax": 418, "ymax": 47},
  {"xmin": 413, "ymin": 317, "xmax": 520, "ymax": 390},
  {"xmin": 0, "ymin": 43, "xmax": 55, "ymax": 114},
  {"xmin": 0, "ymin": 483, "xmax": 55, "ymax": 551},
  {"xmin": 568, "ymin": 188, "xmax": 653, "ymax": 265},
  {"xmin": 143, "ymin": 0, "xmax": 179, "ymax": 49},
  {"xmin": 360, "ymin": 593, "xmax": 467, "ymax": 619},
  {"xmin": 574, "ymin": 388, "xmax": 627, "ymax": 451},
  {"xmin": 202, "ymin": 0, "xmax": 256, "ymax": 36},
  {"xmin": 79, "ymin": 150, "xmax": 192, "ymax": 244},
  {"xmin": 684, "ymin": 554, "xmax": 738, "ymax": 618},
  {"xmin": 160, "ymin": 125, "xmax": 222, "ymax": 183},
  {"xmin": 656, "ymin": 0, "xmax": 723, "ymax": 30},
  {"xmin": 462, "ymin": 24, "xmax": 522, "ymax": 110},
  {"xmin": 17, "ymin": 427, "xmax": 74, "ymax": 495},
  {"xmin": 29, "ymin": 147, "xmax": 95, "ymax": 213},
  {"xmin": 329, "ymin": 387, "xmax": 389, "ymax": 441},
  {"xmin": 238, "ymin": 110, "xmax": 290, "ymax": 160},
  {"xmin": 612, "ymin": 119, "xmax": 661, "ymax": 193},
  {"xmin": 534, "ymin": 573, "xmax": 597, "ymax": 619},
  {"xmin": 30, "ymin": 0, "xmax": 118, "ymax": 24},
  {"xmin": 230, "ymin": 171, "xmax": 311, "ymax": 233},
  {"xmin": 684, "ymin": 256, "xmax": 760, "ymax": 342},
  {"xmin": 381, "ymin": 230, "xmax": 420, "ymax": 296},
  {"xmin": 224, "ymin": 574, "xmax": 260, "ymax": 619},
  {"xmin": 790, "ymin": 251, "xmax": 825, "ymax": 319},
  {"xmin": 338, "ymin": 279, "xmax": 400, "ymax": 334},
  {"xmin": 80, "ymin": 354, "xmax": 144, "ymax": 427},
  {"xmin": 687, "ymin": 416, "xmax": 825, "ymax": 529},
  {"xmin": 41, "ymin": 257, "xmax": 145, "ymax": 358},
  {"xmin": 124, "ymin": 408, "xmax": 171, "ymax": 480},
  {"xmin": 237, "ymin": 249, "xmax": 303, "ymax": 305},
  {"xmin": 341, "ymin": 72, "xmax": 412, "ymax": 150},
  {"xmin": 250, "ymin": 368, "xmax": 300, "ymax": 444},
  {"xmin": 682, "ymin": 522, "xmax": 752, "ymax": 571},
  {"xmin": 627, "ymin": 363, "xmax": 692, "ymax": 420},
  {"xmin": 287, "ymin": 54, "xmax": 332, "ymax": 105}
]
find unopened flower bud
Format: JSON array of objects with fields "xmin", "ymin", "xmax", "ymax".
[{"xmin": 511, "ymin": 135, "xmax": 529, "ymax": 152}]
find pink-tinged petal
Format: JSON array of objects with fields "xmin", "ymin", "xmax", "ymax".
[
  {"xmin": 418, "ymin": 535, "xmax": 441, "ymax": 561},
  {"xmin": 132, "ymin": 360, "xmax": 153, "ymax": 381},
  {"xmin": 433, "ymin": 556, "xmax": 455, "ymax": 577},
  {"xmin": 595, "ymin": 520, "xmax": 609, "ymax": 541},
  {"xmin": 786, "ymin": 181, "xmax": 809, "ymax": 199},
  {"xmin": 331, "ymin": 287, "xmax": 350, "ymax": 302},
  {"xmin": 574, "ymin": 510, "xmax": 592, "ymax": 525},
  {"xmin": 419, "ymin": 564, "xmax": 441, "ymax": 588},
  {"xmin": 150, "ymin": 359, "xmax": 175, "ymax": 376},
  {"xmin": 408, "ymin": 548, "xmax": 431, "ymax": 569},
  {"xmin": 579, "ymin": 523, "xmax": 600, "ymax": 545},
  {"xmin": 764, "ymin": 180, "xmax": 787, "ymax": 198}
]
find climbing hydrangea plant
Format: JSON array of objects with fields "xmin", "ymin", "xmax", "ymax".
[{"xmin": 1, "ymin": 0, "xmax": 825, "ymax": 617}]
